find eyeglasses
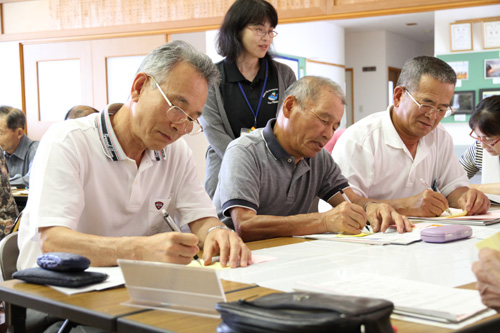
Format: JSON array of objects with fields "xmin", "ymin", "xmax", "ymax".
[
  {"xmin": 404, "ymin": 89, "xmax": 454, "ymax": 118},
  {"xmin": 148, "ymin": 76, "xmax": 203, "ymax": 135},
  {"xmin": 247, "ymin": 26, "xmax": 278, "ymax": 38},
  {"xmin": 469, "ymin": 130, "xmax": 500, "ymax": 147}
]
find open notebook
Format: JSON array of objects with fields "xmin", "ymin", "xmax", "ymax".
[{"xmin": 118, "ymin": 259, "xmax": 226, "ymax": 318}]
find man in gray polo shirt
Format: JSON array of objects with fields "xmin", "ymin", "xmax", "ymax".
[{"xmin": 213, "ymin": 76, "xmax": 412, "ymax": 242}]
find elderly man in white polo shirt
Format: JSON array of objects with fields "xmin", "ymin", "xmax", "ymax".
[
  {"xmin": 214, "ymin": 76, "xmax": 412, "ymax": 242},
  {"xmin": 332, "ymin": 56, "xmax": 489, "ymax": 217},
  {"xmin": 18, "ymin": 41, "xmax": 251, "ymax": 270}
]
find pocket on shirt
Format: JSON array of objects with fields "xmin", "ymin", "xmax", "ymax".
[{"xmin": 148, "ymin": 196, "xmax": 174, "ymax": 235}]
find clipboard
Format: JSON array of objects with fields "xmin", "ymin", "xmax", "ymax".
[{"xmin": 118, "ymin": 259, "xmax": 226, "ymax": 318}]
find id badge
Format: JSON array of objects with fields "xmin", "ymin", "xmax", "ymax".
[{"xmin": 240, "ymin": 127, "xmax": 255, "ymax": 136}]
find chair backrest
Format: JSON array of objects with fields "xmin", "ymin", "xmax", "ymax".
[{"xmin": 0, "ymin": 232, "xmax": 19, "ymax": 281}]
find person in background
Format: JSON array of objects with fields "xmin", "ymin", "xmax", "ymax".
[
  {"xmin": 460, "ymin": 95, "xmax": 500, "ymax": 195},
  {"xmin": 200, "ymin": 0, "xmax": 296, "ymax": 198},
  {"xmin": 473, "ymin": 248, "xmax": 500, "ymax": 312},
  {"xmin": 0, "ymin": 147, "xmax": 17, "ymax": 240},
  {"xmin": 17, "ymin": 40, "xmax": 251, "ymax": 270},
  {"xmin": 214, "ymin": 76, "xmax": 412, "ymax": 242},
  {"xmin": 0, "ymin": 106, "xmax": 39, "ymax": 188},
  {"xmin": 332, "ymin": 56, "xmax": 490, "ymax": 217},
  {"xmin": 64, "ymin": 105, "xmax": 99, "ymax": 120}
]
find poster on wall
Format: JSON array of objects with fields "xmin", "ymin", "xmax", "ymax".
[
  {"xmin": 485, "ymin": 59, "xmax": 500, "ymax": 79},
  {"xmin": 448, "ymin": 61, "xmax": 469, "ymax": 80}
]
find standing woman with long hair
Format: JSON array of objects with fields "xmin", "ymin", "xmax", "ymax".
[{"xmin": 200, "ymin": 0, "xmax": 296, "ymax": 198}]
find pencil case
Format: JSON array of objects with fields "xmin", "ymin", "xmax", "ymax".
[
  {"xmin": 420, "ymin": 225, "xmax": 472, "ymax": 243},
  {"xmin": 37, "ymin": 252, "xmax": 90, "ymax": 272}
]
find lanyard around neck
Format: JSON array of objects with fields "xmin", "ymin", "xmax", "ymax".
[{"xmin": 237, "ymin": 59, "xmax": 269, "ymax": 128}]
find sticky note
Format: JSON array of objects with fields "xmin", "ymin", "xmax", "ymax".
[{"xmin": 476, "ymin": 232, "xmax": 500, "ymax": 251}]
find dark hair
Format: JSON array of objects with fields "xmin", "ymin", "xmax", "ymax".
[
  {"xmin": 0, "ymin": 106, "xmax": 25, "ymax": 130},
  {"xmin": 397, "ymin": 56, "xmax": 457, "ymax": 92},
  {"xmin": 64, "ymin": 105, "xmax": 99, "ymax": 120},
  {"xmin": 469, "ymin": 95, "xmax": 500, "ymax": 137},
  {"xmin": 217, "ymin": 0, "xmax": 278, "ymax": 62}
]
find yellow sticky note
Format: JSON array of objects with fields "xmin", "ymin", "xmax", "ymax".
[
  {"xmin": 336, "ymin": 232, "xmax": 372, "ymax": 238},
  {"xmin": 476, "ymin": 232, "xmax": 500, "ymax": 251},
  {"xmin": 438, "ymin": 210, "xmax": 468, "ymax": 219},
  {"xmin": 187, "ymin": 259, "xmax": 229, "ymax": 270}
]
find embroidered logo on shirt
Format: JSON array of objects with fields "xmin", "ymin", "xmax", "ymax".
[
  {"xmin": 155, "ymin": 201, "xmax": 164, "ymax": 210},
  {"xmin": 267, "ymin": 90, "xmax": 278, "ymax": 104}
]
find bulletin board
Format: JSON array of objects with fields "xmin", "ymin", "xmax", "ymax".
[{"xmin": 438, "ymin": 50, "xmax": 500, "ymax": 123}]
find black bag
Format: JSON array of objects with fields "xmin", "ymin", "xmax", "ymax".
[{"xmin": 215, "ymin": 292, "xmax": 394, "ymax": 333}]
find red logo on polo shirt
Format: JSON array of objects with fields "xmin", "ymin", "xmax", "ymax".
[{"xmin": 155, "ymin": 201, "xmax": 164, "ymax": 210}]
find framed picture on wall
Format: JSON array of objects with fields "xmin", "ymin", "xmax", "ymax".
[
  {"xmin": 450, "ymin": 91, "xmax": 475, "ymax": 114},
  {"xmin": 447, "ymin": 61, "xmax": 469, "ymax": 80},
  {"xmin": 485, "ymin": 59, "xmax": 500, "ymax": 79},
  {"xmin": 482, "ymin": 21, "xmax": 500, "ymax": 49},
  {"xmin": 479, "ymin": 88, "xmax": 500, "ymax": 100},
  {"xmin": 450, "ymin": 22, "xmax": 473, "ymax": 52}
]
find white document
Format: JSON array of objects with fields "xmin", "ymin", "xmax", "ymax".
[
  {"xmin": 293, "ymin": 272, "xmax": 488, "ymax": 323},
  {"xmin": 49, "ymin": 266, "xmax": 125, "ymax": 295}
]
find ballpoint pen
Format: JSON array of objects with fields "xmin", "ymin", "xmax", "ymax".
[
  {"xmin": 161, "ymin": 209, "xmax": 201, "ymax": 265},
  {"xmin": 339, "ymin": 189, "xmax": 371, "ymax": 233},
  {"xmin": 419, "ymin": 178, "xmax": 453, "ymax": 216}
]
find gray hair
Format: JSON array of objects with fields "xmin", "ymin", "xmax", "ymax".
[
  {"xmin": 136, "ymin": 40, "xmax": 220, "ymax": 88},
  {"xmin": 0, "ymin": 106, "xmax": 25, "ymax": 130},
  {"xmin": 397, "ymin": 56, "xmax": 456, "ymax": 92},
  {"xmin": 282, "ymin": 76, "xmax": 346, "ymax": 109}
]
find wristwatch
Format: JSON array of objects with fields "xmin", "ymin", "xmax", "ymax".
[{"xmin": 207, "ymin": 225, "xmax": 234, "ymax": 235}]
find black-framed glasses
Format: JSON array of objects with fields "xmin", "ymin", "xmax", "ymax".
[
  {"xmin": 247, "ymin": 26, "xmax": 278, "ymax": 38},
  {"xmin": 149, "ymin": 75, "xmax": 203, "ymax": 135},
  {"xmin": 404, "ymin": 89, "xmax": 454, "ymax": 118},
  {"xmin": 469, "ymin": 130, "xmax": 500, "ymax": 147}
]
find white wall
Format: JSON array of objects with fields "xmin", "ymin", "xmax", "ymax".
[
  {"xmin": 345, "ymin": 31, "xmax": 387, "ymax": 122},
  {"xmin": 435, "ymin": 4, "xmax": 500, "ymax": 55},
  {"xmin": 0, "ymin": 42, "xmax": 23, "ymax": 109},
  {"xmin": 345, "ymin": 30, "xmax": 431, "ymax": 122}
]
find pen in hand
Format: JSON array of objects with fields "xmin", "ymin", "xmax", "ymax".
[
  {"xmin": 161, "ymin": 209, "xmax": 201, "ymax": 265},
  {"xmin": 339, "ymin": 189, "xmax": 371, "ymax": 233},
  {"xmin": 419, "ymin": 178, "xmax": 453, "ymax": 216}
]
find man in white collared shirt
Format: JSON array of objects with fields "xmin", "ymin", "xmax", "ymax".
[
  {"xmin": 18, "ymin": 41, "xmax": 251, "ymax": 270},
  {"xmin": 333, "ymin": 56, "xmax": 489, "ymax": 217}
]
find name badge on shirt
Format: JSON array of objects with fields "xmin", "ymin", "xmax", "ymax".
[{"xmin": 240, "ymin": 127, "xmax": 255, "ymax": 136}]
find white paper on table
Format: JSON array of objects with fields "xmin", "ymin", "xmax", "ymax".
[
  {"xmin": 49, "ymin": 266, "xmax": 125, "ymax": 295},
  {"xmin": 293, "ymin": 272, "xmax": 488, "ymax": 324}
]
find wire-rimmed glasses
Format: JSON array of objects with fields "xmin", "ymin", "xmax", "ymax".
[
  {"xmin": 149, "ymin": 75, "xmax": 203, "ymax": 135},
  {"xmin": 404, "ymin": 89, "xmax": 454, "ymax": 118}
]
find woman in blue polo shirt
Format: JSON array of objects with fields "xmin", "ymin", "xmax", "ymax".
[
  {"xmin": 460, "ymin": 95, "xmax": 500, "ymax": 194},
  {"xmin": 200, "ymin": 0, "xmax": 296, "ymax": 199}
]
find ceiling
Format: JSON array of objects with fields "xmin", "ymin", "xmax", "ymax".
[{"xmin": 330, "ymin": 11, "xmax": 435, "ymax": 44}]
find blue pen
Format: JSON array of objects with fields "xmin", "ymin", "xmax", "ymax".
[{"xmin": 420, "ymin": 178, "xmax": 452, "ymax": 216}]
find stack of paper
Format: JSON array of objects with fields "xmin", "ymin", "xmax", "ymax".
[
  {"xmin": 409, "ymin": 209, "xmax": 500, "ymax": 226},
  {"xmin": 293, "ymin": 272, "xmax": 488, "ymax": 324},
  {"xmin": 294, "ymin": 224, "xmax": 437, "ymax": 245}
]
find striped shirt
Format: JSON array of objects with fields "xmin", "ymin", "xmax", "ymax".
[{"xmin": 459, "ymin": 141, "xmax": 483, "ymax": 179}]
